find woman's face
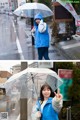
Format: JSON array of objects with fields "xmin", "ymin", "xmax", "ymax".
[
  {"xmin": 42, "ymin": 87, "xmax": 51, "ymax": 99},
  {"xmin": 35, "ymin": 19, "xmax": 41, "ymax": 24}
]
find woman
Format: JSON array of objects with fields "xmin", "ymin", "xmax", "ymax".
[
  {"xmin": 32, "ymin": 13, "xmax": 50, "ymax": 60},
  {"xmin": 31, "ymin": 84, "xmax": 63, "ymax": 120}
]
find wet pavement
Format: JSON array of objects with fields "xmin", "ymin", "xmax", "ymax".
[
  {"xmin": 8, "ymin": 99, "xmax": 20, "ymax": 120},
  {"xmin": 0, "ymin": 14, "xmax": 80, "ymax": 60},
  {"xmin": 14, "ymin": 18, "xmax": 80, "ymax": 60},
  {"xmin": 56, "ymin": 38, "xmax": 80, "ymax": 60},
  {"xmin": 0, "ymin": 97, "xmax": 20, "ymax": 120},
  {"xmin": 0, "ymin": 14, "xmax": 68, "ymax": 60},
  {"xmin": 16, "ymin": 19, "xmax": 37, "ymax": 60},
  {"xmin": 0, "ymin": 14, "xmax": 20, "ymax": 60}
]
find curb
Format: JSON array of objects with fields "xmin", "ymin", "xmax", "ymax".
[{"xmin": 55, "ymin": 43, "xmax": 72, "ymax": 60}]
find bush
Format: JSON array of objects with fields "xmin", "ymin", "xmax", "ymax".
[{"xmin": 71, "ymin": 104, "xmax": 80, "ymax": 120}]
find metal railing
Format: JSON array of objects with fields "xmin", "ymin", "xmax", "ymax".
[{"xmin": 67, "ymin": 106, "xmax": 71, "ymax": 120}]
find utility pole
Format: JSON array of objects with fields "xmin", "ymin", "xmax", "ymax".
[
  {"xmin": 14, "ymin": 0, "xmax": 18, "ymax": 24},
  {"xmin": 14, "ymin": 0, "xmax": 18, "ymax": 9},
  {"xmin": 31, "ymin": 0, "xmax": 34, "ymax": 45},
  {"xmin": 8, "ymin": 0, "xmax": 11, "ymax": 11},
  {"xmin": 50, "ymin": 62, "xmax": 57, "ymax": 73},
  {"xmin": 30, "ymin": 0, "xmax": 36, "ymax": 60},
  {"xmin": 20, "ymin": 62, "xmax": 28, "ymax": 120}
]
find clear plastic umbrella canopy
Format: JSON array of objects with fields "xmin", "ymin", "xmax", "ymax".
[
  {"xmin": 13, "ymin": 3, "xmax": 53, "ymax": 18},
  {"xmin": 0, "ymin": 68, "xmax": 63, "ymax": 119},
  {"xmin": 0, "ymin": 68, "xmax": 63, "ymax": 100}
]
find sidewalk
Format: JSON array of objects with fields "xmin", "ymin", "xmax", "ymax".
[
  {"xmin": 55, "ymin": 38, "xmax": 80, "ymax": 60},
  {"xmin": 16, "ymin": 18, "xmax": 80, "ymax": 60}
]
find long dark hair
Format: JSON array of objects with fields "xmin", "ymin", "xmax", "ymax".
[{"xmin": 40, "ymin": 83, "xmax": 54, "ymax": 101}]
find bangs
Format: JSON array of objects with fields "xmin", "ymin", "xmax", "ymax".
[{"xmin": 41, "ymin": 84, "xmax": 51, "ymax": 90}]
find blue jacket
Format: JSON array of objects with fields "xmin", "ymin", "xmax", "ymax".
[
  {"xmin": 34, "ymin": 13, "xmax": 50, "ymax": 48},
  {"xmin": 36, "ymin": 97, "xmax": 59, "ymax": 120}
]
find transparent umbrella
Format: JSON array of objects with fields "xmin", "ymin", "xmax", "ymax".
[
  {"xmin": 0, "ymin": 68, "xmax": 63, "ymax": 119},
  {"xmin": 13, "ymin": 3, "xmax": 53, "ymax": 18},
  {"xmin": 0, "ymin": 68, "xmax": 63, "ymax": 99}
]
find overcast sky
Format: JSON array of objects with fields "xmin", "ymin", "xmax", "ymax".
[
  {"xmin": 0, "ymin": 61, "xmax": 21, "ymax": 72},
  {"xmin": 0, "ymin": 61, "xmax": 34, "ymax": 72}
]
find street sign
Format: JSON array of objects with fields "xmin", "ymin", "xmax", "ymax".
[
  {"xmin": 56, "ymin": 0, "xmax": 79, "ymax": 20},
  {"xmin": 58, "ymin": 22, "xmax": 66, "ymax": 34},
  {"xmin": 76, "ymin": 20, "xmax": 80, "ymax": 26},
  {"xmin": 58, "ymin": 69, "xmax": 73, "ymax": 101},
  {"xmin": 58, "ymin": 69, "xmax": 73, "ymax": 79}
]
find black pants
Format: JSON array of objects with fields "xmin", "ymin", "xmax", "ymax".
[{"xmin": 38, "ymin": 47, "xmax": 50, "ymax": 60}]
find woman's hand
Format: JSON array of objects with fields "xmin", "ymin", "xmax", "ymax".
[
  {"xmin": 36, "ymin": 111, "xmax": 41, "ymax": 118},
  {"xmin": 54, "ymin": 89, "xmax": 63, "ymax": 101},
  {"xmin": 31, "ymin": 27, "xmax": 35, "ymax": 33}
]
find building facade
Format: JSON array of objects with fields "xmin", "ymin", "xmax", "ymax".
[{"xmin": 0, "ymin": 0, "xmax": 9, "ymax": 12}]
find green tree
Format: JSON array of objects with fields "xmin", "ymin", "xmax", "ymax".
[
  {"xmin": 74, "ymin": 3, "xmax": 80, "ymax": 15},
  {"xmin": 38, "ymin": 0, "xmax": 52, "ymax": 9},
  {"xmin": 68, "ymin": 66, "xmax": 80, "ymax": 105},
  {"xmin": 55, "ymin": 62, "xmax": 73, "ymax": 73},
  {"xmin": 76, "ymin": 62, "xmax": 80, "ymax": 69},
  {"xmin": 54, "ymin": 62, "xmax": 80, "ymax": 104},
  {"xmin": 52, "ymin": 20, "xmax": 59, "ymax": 41},
  {"xmin": 55, "ymin": 62, "xmax": 80, "ymax": 119}
]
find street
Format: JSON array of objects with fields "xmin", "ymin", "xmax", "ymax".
[
  {"xmin": 0, "ymin": 14, "xmax": 20, "ymax": 59},
  {"xmin": 0, "ymin": 14, "xmax": 68, "ymax": 60}
]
